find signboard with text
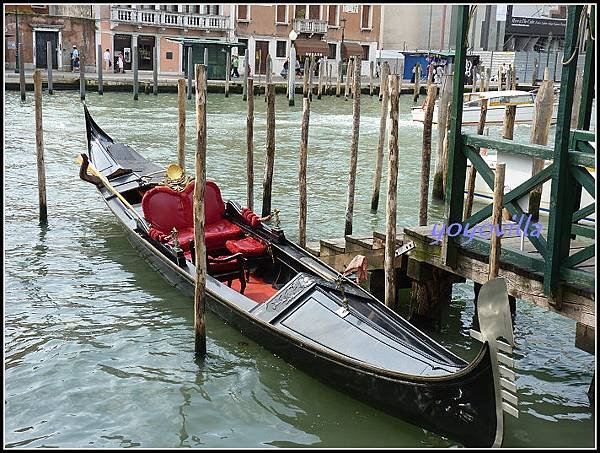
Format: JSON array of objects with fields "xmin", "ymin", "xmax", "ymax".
[{"xmin": 506, "ymin": 16, "xmax": 566, "ymax": 37}]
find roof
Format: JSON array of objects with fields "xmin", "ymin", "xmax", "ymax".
[
  {"xmin": 166, "ymin": 37, "xmax": 246, "ymax": 48},
  {"xmin": 293, "ymin": 38, "xmax": 330, "ymax": 56}
]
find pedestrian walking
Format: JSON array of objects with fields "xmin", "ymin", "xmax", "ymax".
[
  {"xmin": 103, "ymin": 48, "xmax": 111, "ymax": 71},
  {"xmin": 232, "ymin": 55, "xmax": 240, "ymax": 78},
  {"xmin": 71, "ymin": 45, "xmax": 80, "ymax": 72},
  {"xmin": 280, "ymin": 57, "xmax": 289, "ymax": 79},
  {"xmin": 117, "ymin": 52, "xmax": 124, "ymax": 74}
]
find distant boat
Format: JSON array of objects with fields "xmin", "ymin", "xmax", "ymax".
[
  {"xmin": 78, "ymin": 105, "xmax": 519, "ymax": 447},
  {"xmin": 411, "ymin": 90, "xmax": 559, "ymax": 125}
]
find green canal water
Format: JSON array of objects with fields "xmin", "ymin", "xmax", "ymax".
[{"xmin": 4, "ymin": 90, "xmax": 594, "ymax": 447}]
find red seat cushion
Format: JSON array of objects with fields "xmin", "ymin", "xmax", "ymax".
[
  {"xmin": 205, "ymin": 219, "xmax": 243, "ymax": 250},
  {"xmin": 142, "ymin": 186, "xmax": 190, "ymax": 234},
  {"xmin": 226, "ymin": 236, "xmax": 268, "ymax": 257}
]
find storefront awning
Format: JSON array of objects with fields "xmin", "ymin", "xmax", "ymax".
[
  {"xmin": 293, "ymin": 39, "xmax": 330, "ymax": 56},
  {"xmin": 342, "ymin": 42, "xmax": 364, "ymax": 59}
]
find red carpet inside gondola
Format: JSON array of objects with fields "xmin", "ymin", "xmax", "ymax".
[{"xmin": 231, "ymin": 274, "xmax": 278, "ymax": 303}]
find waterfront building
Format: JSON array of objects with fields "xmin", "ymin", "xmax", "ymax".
[
  {"xmin": 5, "ymin": 5, "xmax": 96, "ymax": 71},
  {"xmin": 233, "ymin": 4, "xmax": 381, "ymax": 77}
]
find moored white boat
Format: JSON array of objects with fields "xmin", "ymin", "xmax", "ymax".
[{"xmin": 412, "ymin": 90, "xmax": 559, "ymax": 125}]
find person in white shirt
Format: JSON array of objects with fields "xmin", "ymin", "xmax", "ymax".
[{"xmin": 103, "ymin": 49, "xmax": 111, "ymax": 71}]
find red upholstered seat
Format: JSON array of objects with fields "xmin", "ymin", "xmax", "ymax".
[
  {"xmin": 142, "ymin": 180, "xmax": 243, "ymax": 253},
  {"xmin": 226, "ymin": 236, "xmax": 268, "ymax": 257}
]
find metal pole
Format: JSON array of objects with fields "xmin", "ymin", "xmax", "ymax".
[
  {"xmin": 19, "ymin": 42, "xmax": 26, "ymax": 101},
  {"xmin": 133, "ymin": 45, "xmax": 138, "ymax": 100},
  {"xmin": 187, "ymin": 47, "xmax": 193, "ymax": 100},
  {"xmin": 288, "ymin": 44, "xmax": 296, "ymax": 106},
  {"xmin": 153, "ymin": 46, "xmax": 158, "ymax": 95}
]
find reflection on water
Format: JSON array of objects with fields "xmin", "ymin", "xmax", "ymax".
[{"xmin": 4, "ymin": 90, "xmax": 594, "ymax": 447}]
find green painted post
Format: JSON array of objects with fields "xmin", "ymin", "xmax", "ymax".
[
  {"xmin": 577, "ymin": 6, "xmax": 595, "ymax": 130},
  {"xmin": 544, "ymin": 5, "xmax": 584, "ymax": 299},
  {"xmin": 441, "ymin": 5, "xmax": 470, "ymax": 267}
]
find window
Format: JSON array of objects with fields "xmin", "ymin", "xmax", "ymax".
[
  {"xmin": 276, "ymin": 5, "xmax": 287, "ymax": 24},
  {"xmin": 209, "ymin": 5, "xmax": 220, "ymax": 15},
  {"xmin": 237, "ymin": 5, "xmax": 249, "ymax": 21},
  {"xmin": 236, "ymin": 38, "xmax": 249, "ymax": 55},
  {"xmin": 166, "ymin": 51, "xmax": 173, "ymax": 60},
  {"xmin": 276, "ymin": 40, "xmax": 287, "ymax": 58},
  {"xmin": 309, "ymin": 5, "xmax": 320, "ymax": 20},
  {"xmin": 328, "ymin": 43, "xmax": 337, "ymax": 59},
  {"xmin": 361, "ymin": 5, "xmax": 372, "ymax": 29},
  {"xmin": 362, "ymin": 45, "xmax": 370, "ymax": 61},
  {"xmin": 328, "ymin": 5, "xmax": 339, "ymax": 26},
  {"xmin": 295, "ymin": 5, "xmax": 306, "ymax": 19}
]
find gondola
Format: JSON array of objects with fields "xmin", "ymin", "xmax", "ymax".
[{"xmin": 78, "ymin": 104, "xmax": 518, "ymax": 447}]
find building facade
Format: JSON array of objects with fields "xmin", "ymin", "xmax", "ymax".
[
  {"xmin": 97, "ymin": 5, "xmax": 234, "ymax": 75},
  {"xmin": 234, "ymin": 4, "xmax": 381, "ymax": 77},
  {"xmin": 5, "ymin": 5, "xmax": 96, "ymax": 71}
]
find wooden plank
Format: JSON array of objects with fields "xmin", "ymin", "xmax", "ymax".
[{"xmin": 462, "ymin": 134, "xmax": 554, "ymax": 161}]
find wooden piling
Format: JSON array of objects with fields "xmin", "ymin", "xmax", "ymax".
[
  {"xmin": 344, "ymin": 58, "xmax": 352, "ymax": 101},
  {"xmin": 344, "ymin": 57, "xmax": 361, "ymax": 236},
  {"xmin": 308, "ymin": 56, "xmax": 315, "ymax": 101},
  {"xmin": 418, "ymin": 84, "xmax": 438, "ymax": 226},
  {"xmin": 193, "ymin": 63, "xmax": 207, "ymax": 357},
  {"xmin": 369, "ymin": 60, "xmax": 374, "ymax": 96},
  {"xmin": 177, "ymin": 78, "xmax": 186, "ymax": 170},
  {"xmin": 478, "ymin": 66, "xmax": 485, "ymax": 92},
  {"xmin": 498, "ymin": 66, "xmax": 502, "ymax": 90},
  {"xmin": 317, "ymin": 58, "xmax": 323, "ymax": 100},
  {"xmin": 153, "ymin": 46, "xmax": 158, "ymax": 95},
  {"xmin": 298, "ymin": 97, "xmax": 310, "ymax": 248},
  {"xmin": 265, "ymin": 54, "xmax": 272, "ymax": 101},
  {"xmin": 243, "ymin": 48, "xmax": 249, "ymax": 101},
  {"xmin": 528, "ymin": 78, "xmax": 554, "ymax": 220},
  {"xmin": 204, "ymin": 47, "xmax": 208, "ymax": 65},
  {"xmin": 327, "ymin": 62, "xmax": 332, "ymax": 95},
  {"xmin": 336, "ymin": 60, "xmax": 342, "ymax": 97},
  {"xmin": 384, "ymin": 74, "xmax": 400, "ymax": 308},
  {"xmin": 48, "ymin": 41, "xmax": 54, "ymax": 95},
  {"xmin": 485, "ymin": 67, "xmax": 491, "ymax": 91},
  {"xmin": 571, "ymin": 68, "xmax": 582, "ymax": 128},
  {"xmin": 225, "ymin": 50, "xmax": 230, "ymax": 98},
  {"xmin": 79, "ymin": 51, "xmax": 86, "ymax": 101},
  {"xmin": 489, "ymin": 163, "xmax": 506, "ymax": 279},
  {"xmin": 257, "ymin": 49, "xmax": 262, "ymax": 95},
  {"xmin": 288, "ymin": 46, "xmax": 296, "ymax": 106},
  {"xmin": 463, "ymin": 98, "xmax": 489, "ymax": 220},
  {"xmin": 246, "ymin": 78, "xmax": 254, "ymax": 211},
  {"xmin": 502, "ymin": 104, "xmax": 517, "ymax": 140},
  {"xmin": 531, "ymin": 58, "xmax": 539, "ymax": 85},
  {"xmin": 262, "ymin": 84, "xmax": 276, "ymax": 217},
  {"xmin": 432, "ymin": 69, "xmax": 453, "ymax": 200},
  {"xmin": 132, "ymin": 46, "xmax": 138, "ymax": 100},
  {"xmin": 413, "ymin": 63, "xmax": 421, "ymax": 102},
  {"xmin": 19, "ymin": 42, "xmax": 26, "ymax": 101},
  {"xmin": 187, "ymin": 48, "xmax": 193, "ymax": 100},
  {"xmin": 511, "ymin": 63, "xmax": 517, "ymax": 89},
  {"xmin": 441, "ymin": 102, "xmax": 452, "ymax": 195},
  {"xmin": 370, "ymin": 61, "xmax": 390, "ymax": 212},
  {"xmin": 33, "ymin": 70, "xmax": 48, "ymax": 224},
  {"xmin": 303, "ymin": 57, "xmax": 309, "ymax": 98}
]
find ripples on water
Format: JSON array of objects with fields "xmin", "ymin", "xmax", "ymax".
[{"xmin": 4, "ymin": 90, "xmax": 594, "ymax": 447}]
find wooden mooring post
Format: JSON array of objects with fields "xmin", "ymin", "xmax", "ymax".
[
  {"xmin": 303, "ymin": 57, "xmax": 310, "ymax": 98},
  {"xmin": 463, "ymin": 98, "xmax": 488, "ymax": 220},
  {"xmin": 187, "ymin": 48, "xmax": 193, "ymax": 100},
  {"xmin": 193, "ymin": 63, "xmax": 208, "ymax": 357},
  {"xmin": 327, "ymin": 62, "xmax": 332, "ymax": 95},
  {"xmin": 344, "ymin": 57, "xmax": 361, "ymax": 236},
  {"xmin": 384, "ymin": 74, "xmax": 400, "ymax": 308},
  {"xmin": 262, "ymin": 84, "xmax": 276, "ymax": 217},
  {"xmin": 344, "ymin": 58, "xmax": 352, "ymax": 101},
  {"xmin": 413, "ymin": 63, "xmax": 420, "ymax": 102},
  {"xmin": 96, "ymin": 43, "xmax": 102, "ymax": 95},
  {"xmin": 317, "ymin": 58, "xmax": 323, "ymax": 100},
  {"xmin": 528, "ymin": 77, "xmax": 554, "ymax": 220},
  {"xmin": 153, "ymin": 46, "xmax": 158, "ymax": 95},
  {"xmin": 79, "ymin": 51, "xmax": 86, "ymax": 101},
  {"xmin": 47, "ymin": 41, "xmax": 54, "ymax": 95},
  {"xmin": 370, "ymin": 61, "xmax": 390, "ymax": 212},
  {"xmin": 336, "ymin": 60, "xmax": 342, "ymax": 97},
  {"xmin": 369, "ymin": 60, "xmax": 374, "ymax": 96},
  {"xmin": 432, "ymin": 67, "xmax": 453, "ymax": 200},
  {"xmin": 265, "ymin": 54, "xmax": 272, "ymax": 101},
  {"xmin": 243, "ymin": 48, "xmax": 249, "ymax": 102},
  {"xmin": 34, "ymin": 70, "xmax": 48, "ymax": 224},
  {"xmin": 132, "ymin": 46, "xmax": 138, "ymax": 100},
  {"xmin": 177, "ymin": 79, "xmax": 186, "ymax": 170},
  {"xmin": 298, "ymin": 97, "xmax": 310, "ymax": 248},
  {"xmin": 288, "ymin": 46, "xmax": 296, "ymax": 106},
  {"xmin": 418, "ymin": 84, "xmax": 438, "ymax": 225},
  {"xmin": 19, "ymin": 42, "xmax": 26, "ymax": 101},
  {"xmin": 225, "ymin": 50, "xmax": 230, "ymax": 98},
  {"xmin": 489, "ymin": 163, "xmax": 506, "ymax": 279},
  {"xmin": 246, "ymin": 78, "xmax": 254, "ymax": 211}
]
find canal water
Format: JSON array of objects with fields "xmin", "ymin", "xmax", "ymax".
[{"xmin": 4, "ymin": 90, "xmax": 594, "ymax": 447}]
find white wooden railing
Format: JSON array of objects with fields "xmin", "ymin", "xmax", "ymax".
[
  {"xmin": 293, "ymin": 18, "xmax": 328, "ymax": 34},
  {"xmin": 111, "ymin": 7, "xmax": 230, "ymax": 31}
]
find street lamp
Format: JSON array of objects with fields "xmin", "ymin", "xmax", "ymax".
[{"xmin": 340, "ymin": 17, "xmax": 347, "ymax": 82}]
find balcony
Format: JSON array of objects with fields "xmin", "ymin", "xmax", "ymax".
[
  {"xmin": 110, "ymin": 7, "xmax": 230, "ymax": 31},
  {"xmin": 293, "ymin": 18, "xmax": 328, "ymax": 34}
]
